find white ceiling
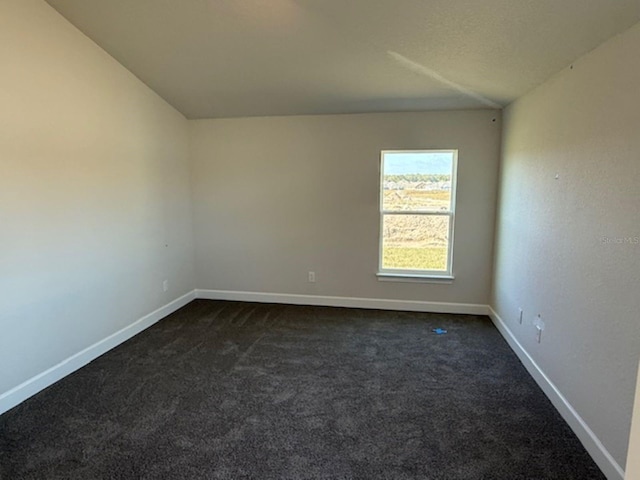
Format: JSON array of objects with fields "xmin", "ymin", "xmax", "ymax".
[{"xmin": 46, "ymin": 0, "xmax": 640, "ymax": 119}]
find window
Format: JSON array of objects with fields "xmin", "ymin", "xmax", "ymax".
[{"xmin": 378, "ymin": 149, "xmax": 458, "ymax": 279}]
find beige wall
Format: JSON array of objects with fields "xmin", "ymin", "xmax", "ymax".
[
  {"xmin": 493, "ymin": 23, "xmax": 640, "ymax": 471},
  {"xmin": 0, "ymin": 0, "xmax": 194, "ymax": 394},
  {"xmin": 190, "ymin": 110, "xmax": 501, "ymax": 304}
]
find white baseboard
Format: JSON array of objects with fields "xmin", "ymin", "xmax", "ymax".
[
  {"xmin": 195, "ymin": 289, "xmax": 489, "ymax": 315},
  {"xmin": 0, "ymin": 290, "xmax": 196, "ymax": 416},
  {"xmin": 488, "ymin": 307, "xmax": 624, "ymax": 480}
]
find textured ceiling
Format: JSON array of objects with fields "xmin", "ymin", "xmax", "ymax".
[{"xmin": 46, "ymin": 0, "xmax": 640, "ymax": 119}]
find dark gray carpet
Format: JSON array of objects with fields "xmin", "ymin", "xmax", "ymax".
[{"xmin": 0, "ymin": 300, "xmax": 604, "ymax": 479}]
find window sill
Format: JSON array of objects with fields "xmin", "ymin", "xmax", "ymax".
[{"xmin": 376, "ymin": 273, "xmax": 455, "ymax": 284}]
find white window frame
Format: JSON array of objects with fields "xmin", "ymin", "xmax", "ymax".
[{"xmin": 377, "ymin": 149, "xmax": 458, "ymax": 281}]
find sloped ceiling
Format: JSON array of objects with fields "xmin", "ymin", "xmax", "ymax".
[{"xmin": 46, "ymin": 0, "xmax": 640, "ymax": 118}]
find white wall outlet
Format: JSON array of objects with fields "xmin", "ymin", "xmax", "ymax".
[
  {"xmin": 518, "ymin": 308, "xmax": 523, "ymax": 324},
  {"xmin": 308, "ymin": 271, "xmax": 316, "ymax": 283},
  {"xmin": 533, "ymin": 314, "xmax": 545, "ymax": 343},
  {"xmin": 163, "ymin": 279, "xmax": 169, "ymax": 292}
]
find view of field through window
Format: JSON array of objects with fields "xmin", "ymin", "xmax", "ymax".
[{"xmin": 381, "ymin": 151, "xmax": 455, "ymax": 272}]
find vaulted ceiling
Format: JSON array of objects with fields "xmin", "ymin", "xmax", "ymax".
[{"xmin": 46, "ymin": 0, "xmax": 640, "ymax": 118}]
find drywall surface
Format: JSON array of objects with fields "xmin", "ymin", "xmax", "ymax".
[
  {"xmin": 190, "ymin": 110, "xmax": 501, "ymax": 304},
  {"xmin": 493, "ymin": 22, "xmax": 640, "ymax": 470},
  {"xmin": 0, "ymin": 0, "xmax": 194, "ymax": 395},
  {"xmin": 627, "ymin": 362, "xmax": 640, "ymax": 479}
]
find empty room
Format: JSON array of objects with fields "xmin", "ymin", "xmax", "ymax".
[{"xmin": 1, "ymin": 0, "xmax": 639, "ymax": 479}]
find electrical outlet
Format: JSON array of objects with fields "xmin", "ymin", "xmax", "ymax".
[
  {"xmin": 533, "ymin": 314, "xmax": 545, "ymax": 343},
  {"xmin": 163, "ymin": 280, "xmax": 169, "ymax": 292},
  {"xmin": 518, "ymin": 308, "xmax": 523, "ymax": 324},
  {"xmin": 308, "ymin": 271, "xmax": 316, "ymax": 283}
]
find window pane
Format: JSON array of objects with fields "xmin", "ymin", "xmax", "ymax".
[
  {"xmin": 382, "ymin": 152, "xmax": 453, "ymax": 212},
  {"xmin": 383, "ymin": 187, "xmax": 452, "ymax": 212},
  {"xmin": 382, "ymin": 214, "xmax": 449, "ymax": 271}
]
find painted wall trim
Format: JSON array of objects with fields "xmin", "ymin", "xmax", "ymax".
[
  {"xmin": 195, "ymin": 289, "xmax": 489, "ymax": 315},
  {"xmin": 488, "ymin": 307, "xmax": 624, "ymax": 480},
  {"xmin": 0, "ymin": 290, "xmax": 196, "ymax": 416}
]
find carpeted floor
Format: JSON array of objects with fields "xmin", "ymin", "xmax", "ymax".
[{"xmin": 0, "ymin": 300, "xmax": 605, "ymax": 479}]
